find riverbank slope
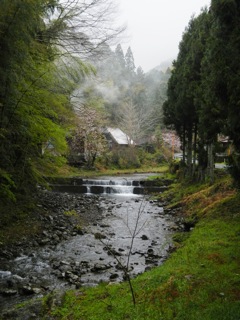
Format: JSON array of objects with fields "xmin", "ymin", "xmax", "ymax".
[{"xmin": 2, "ymin": 172, "xmax": 240, "ymax": 320}]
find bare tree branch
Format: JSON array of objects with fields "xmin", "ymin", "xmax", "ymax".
[{"xmin": 43, "ymin": 0, "xmax": 126, "ymax": 60}]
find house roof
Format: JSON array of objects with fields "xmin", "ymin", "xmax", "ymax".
[{"xmin": 105, "ymin": 127, "xmax": 134, "ymax": 145}]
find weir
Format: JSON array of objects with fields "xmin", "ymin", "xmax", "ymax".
[
  {"xmin": 83, "ymin": 179, "xmax": 137, "ymax": 195},
  {"xmin": 50, "ymin": 176, "xmax": 169, "ymax": 196}
]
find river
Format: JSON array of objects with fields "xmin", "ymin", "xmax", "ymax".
[{"xmin": 0, "ymin": 174, "xmax": 178, "ymax": 313}]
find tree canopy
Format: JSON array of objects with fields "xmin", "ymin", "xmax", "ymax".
[
  {"xmin": 79, "ymin": 43, "xmax": 170, "ymax": 146},
  {"xmin": 0, "ymin": 0, "xmax": 124, "ymax": 202},
  {"xmin": 163, "ymin": 0, "xmax": 240, "ymax": 184}
]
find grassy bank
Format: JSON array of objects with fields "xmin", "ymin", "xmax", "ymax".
[
  {"xmin": 51, "ymin": 164, "xmax": 169, "ymax": 178},
  {"xmin": 42, "ymin": 173, "xmax": 240, "ymax": 319}
]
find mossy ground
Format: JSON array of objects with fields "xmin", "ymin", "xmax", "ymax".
[
  {"xmin": 39, "ymin": 172, "xmax": 240, "ymax": 320},
  {"xmin": 0, "ymin": 196, "xmax": 42, "ymax": 246}
]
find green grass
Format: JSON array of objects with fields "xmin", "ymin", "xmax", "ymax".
[
  {"xmin": 50, "ymin": 164, "xmax": 169, "ymax": 178},
  {"xmin": 40, "ymin": 176, "xmax": 240, "ymax": 320},
  {"xmin": 146, "ymin": 171, "xmax": 175, "ymax": 181},
  {"xmin": 3, "ymin": 166, "xmax": 240, "ymax": 318},
  {"xmin": 44, "ymin": 216, "xmax": 240, "ymax": 319}
]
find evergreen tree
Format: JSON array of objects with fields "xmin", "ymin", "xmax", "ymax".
[
  {"xmin": 164, "ymin": 2, "xmax": 240, "ymax": 183},
  {"xmin": 204, "ymin": 0, "xmax": 240, "ymax": 182},
  {"xmin": 115, "ymin": 44, "xmax": 126, "ymax": 69},
  {"xmin": 136, "ymin": 66, "xmax": 144, "ymax": 80},
  {"xmin": 125, "ymin": 46, "xmax": 135, "ymax": 74},
  {"xmin": 163, "ymin": 10, "xmax": 210, "ymax": 177}
]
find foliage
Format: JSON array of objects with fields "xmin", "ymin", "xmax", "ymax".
[
  {"xmin": 163, "ymin": 9, "xmax": 210, "ymax": 177},
  {"xmin": 0, "ymin": 0, "xmax": 125, "ymax": 202},
  {"xmin": 68, "ymin": 101, "xmax": 108, "ymax": 168},
  {"xmin": 0, "ymin": 1, "xmax": 76, "ymax": 202},
  {"xmin": 79, "ymin": 43, "xmax": 170, "ymax": 146},
  {"xmin": 0, "ymin": 197, "xmax": 42, "ymax": 246},
  {"xmin": 100, "ymin": 144, "xmax": 170, "ymax": 170},
  {"xmin": 104, "ymin": 147, "xmax": 141, "ymax": 169},
  {"xmin": 163, "ymin": 1, "xmax": 240, "ymax": 184},
  {"xmin": 0, "ymin": 1, "xmax": 60, "ymax": 200},
  {"xmin": 0, "ymin": 169, "xmax": 16, "ymax": 202}
]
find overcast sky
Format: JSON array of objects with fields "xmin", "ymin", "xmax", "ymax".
[{"xmin": 118, "ymin": 0, "xmax": 211, "ymax": 72}]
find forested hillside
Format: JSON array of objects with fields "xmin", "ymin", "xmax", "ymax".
[
  {"xmin": 0, "ymin": 0, "xmax": 100, "ymax": 201},
  {"xmin": 74, "ymin": 43, "xmax": 170, "ymax": 146},
  {"xmin": 0, "ymin": 0, "xmax": 169, "ymax": 204},
  {"xmin": 2, "ymin": 0, "xmax": 240, "ymax": 206}
]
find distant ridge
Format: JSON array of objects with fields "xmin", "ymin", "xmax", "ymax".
[{"xmin": 147, "ymin": 59, "xmax": 174, "ymax": 73}]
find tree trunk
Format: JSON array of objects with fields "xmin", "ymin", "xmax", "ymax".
[
  {"xmin": 187, "ymin": 129, "xmax": 193, "ymax": 176},
  {"xmin": 192, "ymin": 124, "xmax": 198, "ymax": 178},
  {"xmin": 182, "ymin": 128, "xmax": 186, "ymax": 164},
  {"xmin": 207, "ymin": 142, "xmax": 214, "ymax": 183}
]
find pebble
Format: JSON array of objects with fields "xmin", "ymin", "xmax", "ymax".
[{"xmin": 0, "ymin": 183, "xmax": 180, "ymax": 315}]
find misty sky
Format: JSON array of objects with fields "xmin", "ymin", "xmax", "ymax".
[{"xmin": 118, "ymin": 0, "xmax": 211, "ymax": 72}]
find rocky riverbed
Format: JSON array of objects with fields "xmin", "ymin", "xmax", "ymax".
[{"xmin": 0, "ymin": 180, "xmax": 184, "ymax": 317}]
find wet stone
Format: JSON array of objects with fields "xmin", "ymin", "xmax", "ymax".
[
  {"xmin": 1, "ymin": 290, "xmax": 18, "ymax": 296},
  {"xmin": 147, "ymin": 248, "xmax": 154, "ymax": 255},
  {"xmin": 39, "ymin": 239, "xmax": 50, "ymax": 246},
  {"xmin": 94, "ymin": 233, "xmax": 107, "ymax": 240},
  {"xmin": 60, "ymin": 261, "xmax": 70, "ymax": 266},
  {"xmin": 109, "ymin": 273, "xmax": 119, "ymax": 280},
  {"xmin": 91, "ymin": 263, "xmax": 111, "ymax": 272},
  {"xmin": 21, "ymin": 286, "xmax": 35, "ymax": 295},
  {"xmin": 0, "ymin": 175, "xmax": 177, "ymax": 315}
]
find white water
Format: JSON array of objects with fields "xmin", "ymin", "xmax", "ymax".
[{"xmin": 82, "ymin": 178, "xmax": 140, "ymax": 195}]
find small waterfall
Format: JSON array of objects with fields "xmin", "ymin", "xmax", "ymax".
[
  {"xmin": 104, "ymin": 185, "xmax": 134, "ymax": 194},
  {"xmin": 82, "ymin": 179, "xmax": 139, "ymax": 196},
  {"xmin": 50, "ymin": 175, "xmax": 168, "ymax": 196}
]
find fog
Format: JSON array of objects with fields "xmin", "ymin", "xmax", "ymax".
[{"xmin": 118, "ymin": 0, "xmax": 211, "ymax": 72}]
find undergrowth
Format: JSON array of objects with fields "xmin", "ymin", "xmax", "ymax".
[{"xmin": 0, "ymin": 196, "xmax": 41, "ymax": 246}]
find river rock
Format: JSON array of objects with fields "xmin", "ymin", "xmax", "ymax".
[
  {"xmin": 109, "ymin": 273, "xmax": 119, "ymax": 280},
  {"xmin": 94, "ymin": 232, "xmax": 107, "ymax": 240},
  {"xmin": 59, "ymin": 264, "xmax": 72, "ymax": 273},
  {"xmin": 0, "ymin": 177, "xmax": 176, "ymax": 316},
  {"xmin": 91, "ymin": 263, "xmax": 111, "ymax": 272},
  {"xmin": 1, "ymin": 289, "xmax": 18, "ymax": 296},
  {"xmin": 38, "ymin": 238, "xmax": 50, "ymax": 246},
  {"xmin": 21, "ymin": 285, "xmax": 36, "ymax": 295},
  {"xmin": 147, "ymin": 248, "xmax": 154, "ymax": 255}
]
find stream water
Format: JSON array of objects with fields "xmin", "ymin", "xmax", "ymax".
[
  {"xmin": 83, "ymin": 178, "xmax": 136, "ymax": 195},
  {"xmin": 0, "ymin": 174, "xmax": 177, "ymax": 312}
]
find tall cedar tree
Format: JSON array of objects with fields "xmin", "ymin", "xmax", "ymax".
[
  {"xmin": 164, "ymin": 1, "xmax": 240, "ymax": 183},
  {"xmin": 206, "ymin": 0, "xmax": 240, "ymax": 182}
]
